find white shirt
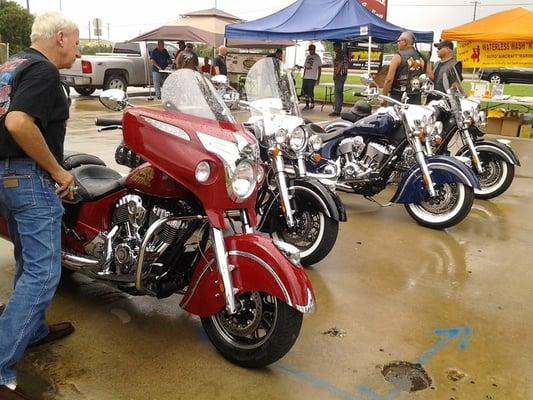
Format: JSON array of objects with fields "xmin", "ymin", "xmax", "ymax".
[{"xmin": 303, "ymin": 54, "xmax": 322, "ymax": 80}]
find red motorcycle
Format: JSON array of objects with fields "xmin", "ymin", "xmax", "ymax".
[{"xmin": 0, "ymin": 69, "xmax": 315, "ymax": 368}]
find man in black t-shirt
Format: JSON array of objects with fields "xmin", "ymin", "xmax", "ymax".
[
  {"xmin": 429, "ymin": 40, "xmax": 463, "ymax": 93},
  {"xmin": 0, "ymin": 12, "xmax": 79, "ymax": 399},
  {"xmin": 214, "ymin": 45, "xmax": 228, "ymax": 76}
]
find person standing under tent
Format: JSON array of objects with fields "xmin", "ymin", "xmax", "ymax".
[
  {"xmin": 301, "ymin": 44, "xmax": 321, "ymax": 110},
  {"xmin": 329, "ymin": 41, "xmax": 349, "ymax": 117},
  {"xmin": 150, "ymin": 40, "xmax": 172, "ymax": 99}
]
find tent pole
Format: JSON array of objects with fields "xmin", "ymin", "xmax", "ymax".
[
  {"xmin": 293, "ymin": 40, "xmax": 298, "ymax": 68},
  {"xmin": 367, "ymin": 36, "xmax": 372, "ymax": 77}
]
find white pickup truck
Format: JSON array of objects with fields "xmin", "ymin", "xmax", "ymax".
[{"xmin": 60, "ymin": 41, "xmax": 179, "ymax": 96}]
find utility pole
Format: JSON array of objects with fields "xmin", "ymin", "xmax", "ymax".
[
  {"xmin": 470, "ymin": 0, "xmax": 481, "ymax": 21},
  {"xmin": 59, "ymin": 0, "xmax": 62, "ymax": 12},
  {"xmin": 26, "ymin": 0, "xmax": 29, "ymax": 12},
  {"xmin": 107, "ymin": 23, "xmax": 110, "ymax": 41}
]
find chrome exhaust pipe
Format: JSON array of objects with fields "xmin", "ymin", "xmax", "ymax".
[{"xmin": 61, "ymin": 251, "xmax": 100, "ymax": 271}]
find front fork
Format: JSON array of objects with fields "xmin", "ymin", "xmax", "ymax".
[
  {"xmin": 211, "ymin": 227, "xmax": 239, "ymax": 314},
  {"xmin": 462, "ymin": 129, "xmax": 484, "ymax": 174},
  {"xmin": 413, "ymin": 136, "xmax": 437, "ymax": 197},
  {"xmin": 272, "ymin": 148, "xmax": 295, "ymax": 227}
]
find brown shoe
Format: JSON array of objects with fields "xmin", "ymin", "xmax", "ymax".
[
  {"xmin": 27, "ymin": 322, "xmax": 75, "ymax": 349},
  {"xmin": 0, "ymin": 304, "xmax": 5, "ymax": 316},
  {"xmin": 0, "ymin": 385, "xmax": 31, "ymax": 400}
]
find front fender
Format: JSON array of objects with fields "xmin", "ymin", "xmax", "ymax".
[
  {"xmin": 456, "ymin": 140, "xmax": 521, "ymax": 166},
  {"xmin": 391, "ymin": 155, "xmax": 480, "ymax": 204},
  {"xmin": 180, "ymin": 233, "xmax": 315, "ymax": 317},
  {"xmin": 290, "ymin": 178, "xmax": 346, "ymax": 221}
]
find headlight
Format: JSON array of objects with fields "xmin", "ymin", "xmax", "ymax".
[
  {"xmin": 195, "ymin": 161, "xmax": 211, "ymax": 183},
  {"xmin": 309, "ymin": 134, "xmax": 323, "ymax": 151},
  {"xmin": 230, "ymin": 160, "xmax": 256, "ymax": 201},
  {"xmin": 275, "ymin": 128, "xmax": 288, "ymax": 144},
  {"xmin": 288, "ymin": 126, "xmax": 306, "ymax": 151}
]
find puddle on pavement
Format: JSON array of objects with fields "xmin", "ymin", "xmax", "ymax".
[{"xmin": 381, "ymin": 361, "xmax": 432, "ymax": 392}]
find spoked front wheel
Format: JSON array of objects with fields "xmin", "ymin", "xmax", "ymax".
[
  {"xmin": 474, "ymin": 152, "xmax": 515, "ymax": 199},
  {"xmin": 405, "ymin": 183, "xmax": 474, "ymax": 229},
  {"xmin": 271, "ymin": 209, "xmax": 339, "ymax": 266},
  {"xmin": 201, "ymin": 292, "xmax": 303, "ymax": 368}
]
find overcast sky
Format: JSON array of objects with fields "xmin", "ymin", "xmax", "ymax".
[{"xmin": 13, "ymin": 0, "xmax": 533, "ymax": 44}]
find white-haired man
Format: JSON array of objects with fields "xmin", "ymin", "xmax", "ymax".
[
  {"xmin": 214, "ymin": 45, "xmax": 228, "ymax": 76},
  {"xmin": 382, "ymin": 31, "xmax": 427, "ymax": 104},
  {"xmin": 0, "ymin": 12, "xmax": 80, "ymax": 399}
]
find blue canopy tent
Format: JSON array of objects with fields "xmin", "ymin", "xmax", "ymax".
[{"xmin": 225, "ymin": 0, "xmax": 433, "ymax": 74}]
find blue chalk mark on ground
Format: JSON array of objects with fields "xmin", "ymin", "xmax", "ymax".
[
  {"xmin": 274, "ymin": 364, "xmax": 364, "ymax": 400},
  {"xmin": 415, "ymin": 326, "xmax": 473, "ymax": 365}
]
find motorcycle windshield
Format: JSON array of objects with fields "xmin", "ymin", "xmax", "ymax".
[
  {"xmin": 245, "ymin": 57, "xmax": 300, "ymax": 117},
  {"xmin": 162, "ymin": 69, "xmax": 236, "ymax": 124},
  {"xmin": 442, "ymin": 65, "xmax": 467, "ymax": 98}
]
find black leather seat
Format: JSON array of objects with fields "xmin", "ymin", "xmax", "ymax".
[
  {"xmin": 72, "ymin": 165, "xmax": 124, "ymax": 201},
  {"xmin": 340, "ymin": 112, "xmax": 360, "ymax": 123},
  {"xmin": 63, "ymin": 151, "xmax": 106, "ymax": 170}
]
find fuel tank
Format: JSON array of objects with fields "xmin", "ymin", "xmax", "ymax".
[{"xmin": 344, "ymin": 113, "xmax": 397, "ymax": 138}]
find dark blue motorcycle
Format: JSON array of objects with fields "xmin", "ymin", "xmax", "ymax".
[{"xmin": 304, "ymin": 86, "xmax": 480, "ymax": 229}]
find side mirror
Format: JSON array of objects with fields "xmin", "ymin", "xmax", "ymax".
[
  {"xmin": 360, "ymin": 73, "xmax": 373, "ymax": 86},
  {"xmin": 99, "ymin": 89, "xmax": 128, "ymax": 111}
]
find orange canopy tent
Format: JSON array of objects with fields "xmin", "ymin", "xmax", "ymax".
[
  {"xmin": 441, "ymin": 7, "xmax": 533, "ymax": 68},
  {"xmin": 441, "ymin": 7, "xmax": 533, "ymax": 42}
]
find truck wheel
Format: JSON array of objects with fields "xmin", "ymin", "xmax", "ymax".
[
  {"xmin": 74, "ymin": 87, "xmax": 96, "ymax": 96},
  {"xmin": 104, "ymin": 75, "xmax": 127, "ymax": 91}
]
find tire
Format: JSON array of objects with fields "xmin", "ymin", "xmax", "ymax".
[
  {"xmin": 471, "ymin": 150, "xmax": 515, "ymax": 199},
  {"xmin": 201, "ymin": 292, "xmax": 303, "ymax": 368},
  {"xmin": 405, "ymin": 183, "xmax": 474, "ymax": 229},
  {"xmin": 74, "ymin": 87, "xmax": 96, "ymax": 96},
  {"xmin": 271, "ymin": 209, "xmax": 339, "ymax": 266},
  {"xmin": 488, "ymin": 73, "xmax": 503, "ymax": 84},
  {"xmin": 104, "ymin": 74, "xmax": 127, "ymax": 91}
]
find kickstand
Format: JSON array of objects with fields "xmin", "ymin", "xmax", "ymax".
[{"xmin": 364, "ymin": 196, "xmax": 393, "ymax": 207}]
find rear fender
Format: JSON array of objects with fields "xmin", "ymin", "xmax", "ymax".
[
  {"xmin": 391, "ymin": 155, "xmax": 480, "ymax": 204},
  {"xmin": 180, "ymin": 233, "xmax": 315, "ymax": 317},
  {"xmin": 456, "ymin": 140, "xmax": 520, "ymax": 166}
]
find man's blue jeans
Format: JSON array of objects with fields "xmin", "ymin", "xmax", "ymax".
[
  {"xmin": 0, "ymin": 158, "xmax": 63, "ymax": 385},
  {"xmin": 334, "ymin": 74, "xmax": 347, "ymax": 114},
  {"xmin": 152, "ymin": 70, "xmax": 166, "ymax": 98}
]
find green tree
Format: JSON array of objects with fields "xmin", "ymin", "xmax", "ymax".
[
  {"xmin": 81, "ymin": 42, "xmax": 112, "ymax": 55},
  {"xmin": 0, "ymin": 1, "xmax": 34, "ymax": 54}
]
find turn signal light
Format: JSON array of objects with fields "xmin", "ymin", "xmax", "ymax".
[
  {"xmin": 81, "ymin": 60, "xmax": 92, "ymax": 74},
  {"xmin": 435, "ymin": 135, "xmax": 443, "ymax": 145},
  {"xmin": 415, "ymin": 130, "xmax": 426, "ymax": 139},
  {"xmin": 312, "ymin": 153, "xmax": 321, "ymax": 163},
  {"xmin": 271, "ymin": 146, "xmax": 281, "ymax": 157}
]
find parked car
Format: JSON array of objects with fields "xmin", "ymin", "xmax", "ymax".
[
  {"xmin": 479, "ymin": 67, "xmax": 533, "ymax": 85},
  {"xmin": 60, "ymin": 41, "xmax": 179, "ymax": 96}
]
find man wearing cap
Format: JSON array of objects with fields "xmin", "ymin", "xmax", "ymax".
[
  {"xmin": 301, "ymin": 44, "xmax": 321, "ymax": 110},
  {"xmin": 430, "ymin": 40, "xmax": 463, "ymax": 93},
  {"xmin": 382, "ymin": 31, "xmax": 427, "ymax": 104}
]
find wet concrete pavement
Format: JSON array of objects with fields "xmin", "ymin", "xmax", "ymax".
[{"xmin": 1, "ymin": 89, "xmax": 532, "ymax": 399}]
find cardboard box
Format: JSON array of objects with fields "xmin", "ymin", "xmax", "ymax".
[
  {"xmin": 486, "ymin": 117, "xmax": 503, "ymax": 135},
  {"xmin": 519, "ymin": 124, "xmax": 532, "ymax": 139},
  {"xmin": 500, "ymin": 117, "xmax": 521, "ymax": 137}
]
